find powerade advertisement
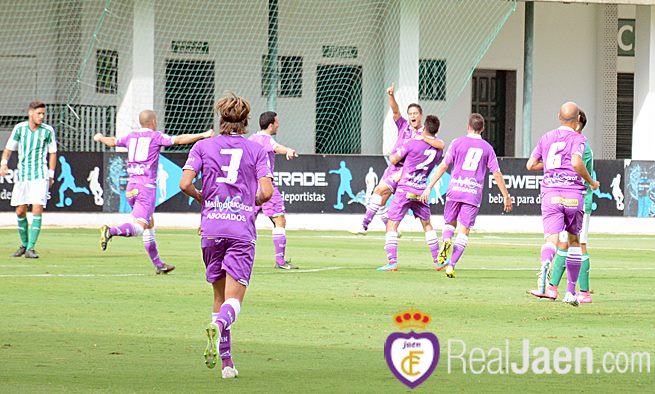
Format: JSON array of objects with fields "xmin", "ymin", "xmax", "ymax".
[{"xmin": 0, "ymin": 153, "xmax": 639, "ymax": 217}]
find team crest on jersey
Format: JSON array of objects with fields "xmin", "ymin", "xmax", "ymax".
[{"xmin": 384, "ymin": 310, "xmax": 440, "ymax": 389}]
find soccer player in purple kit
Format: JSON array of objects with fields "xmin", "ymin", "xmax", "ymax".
[
  {"xmin": 420, "ymin": 113, "xmax": 512, "ymax": 278},
  {"xmin": 352, "ymin": 83, "xmax": 444, "ymax": 235},
  {"xmin": 525, "ymin": 102, "xmax": 599, "ymax": 306},
  {"xmin": 377, "ymin": 115, "xmax": 444, "ymax": 271},
  {"xmin": 93, "ymin": 110, "xmax": 211, "ymax": 274},
  {"xmin": 249, "ymin": 111, "xmax": 299, "ymax": 269},
  {"xmin": 180, "ymin": 93, "xmax": 273, "ymax": 379}
]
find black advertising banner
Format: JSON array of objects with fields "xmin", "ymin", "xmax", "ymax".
[
  {"xmin": 0, "ymin": 152, "xmax": 646, "ymax": 217},
  {"xmin": 624, "ymin": 160, "xmax": 655, "ymax": 218},
  {"xmin": 1, "ymin": 153, "xmax": 104, "ymax": 212}
]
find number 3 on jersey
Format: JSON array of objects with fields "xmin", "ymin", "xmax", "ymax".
[
  {"xmin": 462, "ymin": 147, "xmax": 483, "ymax": 171},
  {"xmin": 216, "ymin": 149, "xmax": 243, "ymax": 184}
]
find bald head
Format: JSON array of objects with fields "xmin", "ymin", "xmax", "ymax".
[
  {"xmin": 139, "ymin": 110, "xmax": 157, "ymax": 129},
  {"xmin": 558, "ymin": 102, "xmax": 579, "ymax": 126}
]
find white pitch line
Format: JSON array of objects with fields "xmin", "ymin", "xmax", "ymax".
[
  {"xmin": 0, "ymin": 273, "xmax": 147, "ymax": 278},
  {"xmin": 256, "ymin": 266, "xmax": 344, "ymax": 274}
]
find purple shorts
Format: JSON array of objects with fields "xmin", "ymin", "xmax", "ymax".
[
  {"xmin": 201, "ymin": 237, "xmax": 256, "ymax": 287},
  {"xmin": 388, "ymin": 190, "xmax": 431, "ymax": 222},
  {"xmin": 443, "ymin": 200, "xmax": 480, "ymax": 228},
  {"xmin": 126, "ymin": 183, "xmax": 156, "ymax": 225},
  {"xmin": 381, "ymin": 165, "xmax": 402, "ymax": 193},
  {"xmin": 541, "ymin": 190, "xmax": 584, "ymax": 236},
  {"xmin": 255, "ymin": 186, "xmax": 285, "ymax": 217}
]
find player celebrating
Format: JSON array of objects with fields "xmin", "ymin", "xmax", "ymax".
[
  {"xmin": 377, "ymin": 115, "xmax": 444, "ymax": 271},
  {"xmin": 94, "ymin": 110, "xmax": 211, "ymax": 274},
  {"xmin": 249, "ymin": 111, "xmax": 299, "ymax": 269},
  {"xmin": 352, "ymin": 83, "xmax": 444, "ymax": 235},
  {"xmin": 531, "ymin": 109, "xmax": 595, "ymax": 303},
  {"xmin": 0, "ymin": 101, "xmax": 57, "ymax": 259},
  {"xmin": 180, "ymin": 93, "xmax": 273, "ymax": 379},
  {"xmin": 526, "ymin": 102, "xmax": 599, "ymax": 306},
  {"xmin": 420, "ymin": 113, "xmax": 512, "ymax": 278}
]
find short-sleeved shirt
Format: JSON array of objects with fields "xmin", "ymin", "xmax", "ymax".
[
  {"xmin": 387, "ymin": 116, "xmax": 423, "ymax": 173},
  {"xmin": 183, "ymin": 135, "xmax": 272, "ymax": 242},
  {"xmin": 530, "ymin": 127, "xmax": 587, "ymax": 193},
  {"xmin": 444, "ymin": 133, "xmax": 500, "ymax": 207},
  {"xmin": 115, "ymin": 128, "xmax": 175, "ymax": 186},
  {"xmin": 6, "ymin": 121, "xmax": 57, "ymax": 181},
  {"xmin": 248, "ymin": 131, "xmax": 279, "ymax": 174},
  {"xmin": 396, "ymin": 136, "xmax": 443, "ymax": 195}
]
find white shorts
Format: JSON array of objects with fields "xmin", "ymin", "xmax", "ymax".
[
  {"xmin": 11, "ymin": 180, "xmax": 49, "ymax": 207},
  {"xmin": 558, "ymin": 213, "xmax": 590, "ymax": 244}
]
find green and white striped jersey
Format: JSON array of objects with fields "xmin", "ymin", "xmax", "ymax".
[{"xmin": 6, "ymin": 121, "xmax": 58, "ymax": 181}]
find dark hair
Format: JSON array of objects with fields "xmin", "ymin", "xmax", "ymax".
[
  {"xmin": 424, "ymin": 115, "xmax": 440, "ymax": 135},
  {"xmin": 407, "ymin": 103, "xmax": 423, "ymax": 114},
  {"xmin": 468, "ymin": 113, "xmax": 484, "ymax": 132},
  {"xmin": 28, "ymin": 101, "xmax": 45, "ymax": 111},
  {"xmin": 215, "ymin": 93, "xmax": 250, "ymax": 135},
  {"xmin": 259, "ymin": 111, "xmax": 277, "ymax": 130},
  {"xmin": 578, "ymin": 110, "xmax": 587, "ymax": 131}
]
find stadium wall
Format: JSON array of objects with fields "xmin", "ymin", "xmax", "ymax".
[{"xmin": 0, "ymin": 1, "xmax": 644, "ymax": 159}]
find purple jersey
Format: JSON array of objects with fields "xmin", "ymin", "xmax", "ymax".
[
  {"xmin": 396, "ymin": 137, "xmax": 443, "ymax": 195},
  {"xmin": 531, "ymin": 127, "xmax": 587, "ymax": 193},
  {"xmin": 183, "ymin": 135, "xmax": 272, "ymax": 242},
  {"xmin": 248, "ymin": 131, "xmax": 278, "ymax": 173},
  {"xmin": 387, "ymin": 116, "xmax": 423, "ymax": 174},
  {"xmin": 445, "ymin": 134, "xmax": 500, "ymax": 207},
  {"xmin": 116, "ymin": 128, "xmax": 174, "ymax": 186}
]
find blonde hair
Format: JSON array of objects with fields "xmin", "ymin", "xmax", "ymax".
[{"xmin": 215, "ymin": 92, "xmax": 250, "ymax": 135}]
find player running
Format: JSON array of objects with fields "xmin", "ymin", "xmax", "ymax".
[
  {"xmin": 420, "ymin": 113, "xmax": 512, "ymax": 278},
  {"xmin": 526, "ymin": 102, "xmax": 599, "ymax": 306},
  {"xmin": 377, "ymin": 115, "xmax": 444, "ymax": 271},
  {"xmin": 180, "ymin": 93, "xmax": 273, "ymax": 379},
  {"xmin": 352, "ymin": 83, "xmax": 444, "ymax": 235},
  {"xmin": 249, "ymin": 111, "xmax": 299, "ymax": 269},
  {"xmin": 94, "ymin": 110, "xmax": 211, "ymax": 274},
  {"xmin": 531, "ymin": 109, "xmax": 595, "ymax": 303}
]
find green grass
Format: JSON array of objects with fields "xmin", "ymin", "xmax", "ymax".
[{"xmin": 1, "ymin": 228, "xmax": 653, "ymax": 392}]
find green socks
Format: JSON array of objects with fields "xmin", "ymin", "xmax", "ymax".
[
  {"xmin": 579, "ymin": 254, "xmax": 590, "ymax": 292},
  {"xmin": 17, "ymin": 215, "xmax": 29, "ymax": 247},
  {"xmin": 550, "ymin": 249, "xmax": 568, "ymax": 287},
  {"xmin": 26, "ymin": 215, "xmax": 42, "ymax": 250}
]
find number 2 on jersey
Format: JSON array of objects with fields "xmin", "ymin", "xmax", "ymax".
[
  {"xmin": 416, "ymin": 149, "xmax": 437, "ymax": 170},
  {"xmin": 216, "ymin": 149, "xmax": 243, "ymax": 184}
]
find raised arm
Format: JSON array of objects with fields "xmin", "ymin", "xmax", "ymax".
[
  {"xmin": 387, "ymin": 83, "xmax": 401, "ymax": 121},
  {"xmin": 274, "ymin": 143, "xmax": 298, "ymax": 160},
  {"xmin": 93, "ymin": 133, "xmax": 117, "ymax": 147},
  {"xmin": 173, "ymin": 129, "xmax": 213, "ymax": 145},
  {"xmin": 492, "ymin": 171, "xmax": 513, "ymax": 213},
  {"xmin": 419, "ymin": 161, "xmax": 449, "ymax": 203}
]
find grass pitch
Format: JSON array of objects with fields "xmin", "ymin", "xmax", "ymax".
[{"xmin": 1, "ymin": 228, "xmax": 653, "ymax": 392}]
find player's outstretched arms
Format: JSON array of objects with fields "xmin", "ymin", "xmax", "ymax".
[
  {"xmin": 420, "ymin": 162, "xmax": 448, "ymax": 203},
  {"xmin": 387, "ymin": 83, "xmax": 401, "ymax": 121},
  {"xmin": 274, "ymin": 144, "xmax": 298, "ymax": 160},
  {"xmin": 180, "ymin": 169, "xmax": 202, "ymax": 204},
  {"xmin": 173, "ymin": 129, "xmax": 213, "ymax": 145},
  {"xmin": 93, "ymin": 133, "xmax": 117, "ymax": 147},
  {"xmin": 493, "ymin": 171, "xmax": 513, "ymax": 213},
  {"xmin": 525, "ymin": 157, "xmax": 542, "ymax": 171},
  {"xmin": 256, "ymin": 176, "xmax": 274, "ymax": 205}
]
